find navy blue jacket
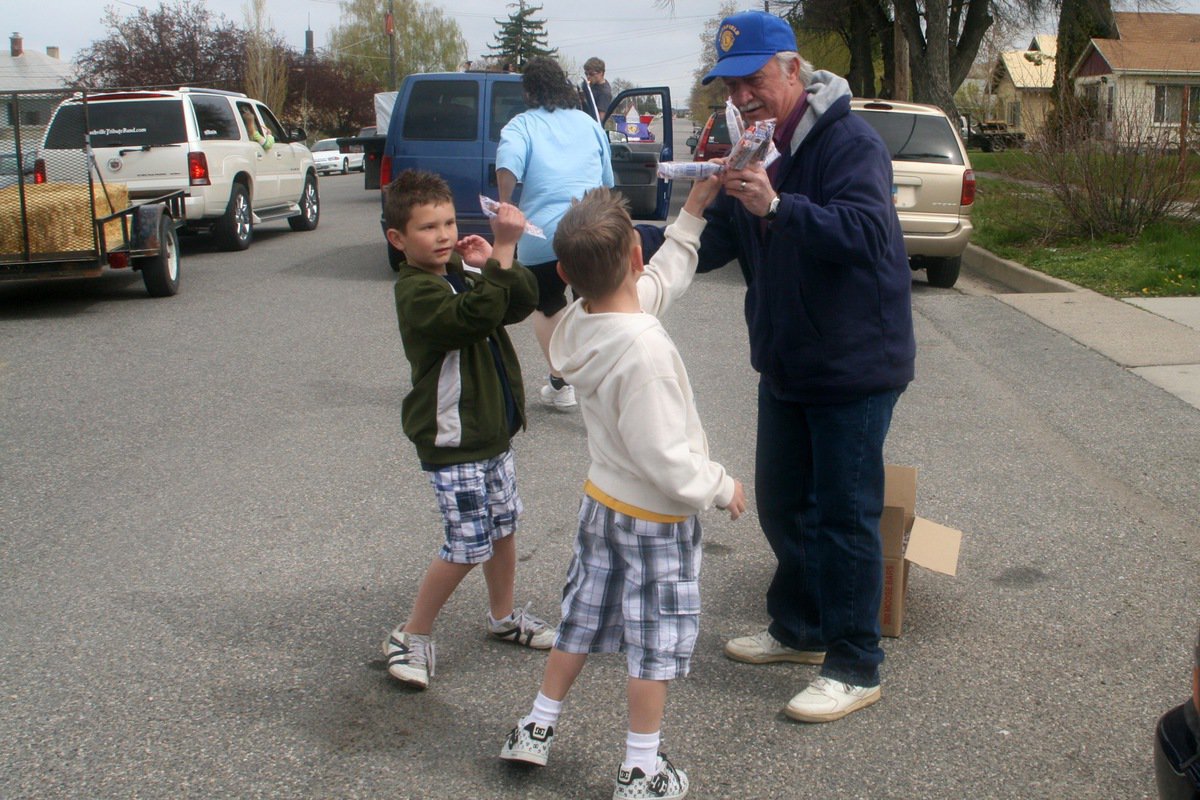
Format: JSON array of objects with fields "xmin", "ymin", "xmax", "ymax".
[{"xmin": 646, "ymin": 77, "xmax": 915, "ymax": 405}]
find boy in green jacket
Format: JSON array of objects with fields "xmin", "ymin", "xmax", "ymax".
[{"xmin": 382, "ymin": 169, "xmax": 555, "ymax": 690}]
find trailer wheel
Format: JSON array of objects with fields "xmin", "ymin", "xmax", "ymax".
[
  {"xmin": 139, "ymin": 215, "xmax": 181, "ymax": 297},
  {"xmin": 991, "ymin": 137, "xmax": 1007, "ymax": 153},
  {"xmin": 288, "ymin": 174, "xmax": 320, "ymax": 232},
  {"xmin": 215, "ymin": 183, "xmax": 252, "ymax": 251}
]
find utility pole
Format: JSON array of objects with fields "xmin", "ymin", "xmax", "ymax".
[{"xmin": 387, "ymin": 0, "xmax": 396, "ymax": 91}]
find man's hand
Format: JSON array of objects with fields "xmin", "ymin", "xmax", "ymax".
[{"xmin": 722, "ymin": 164, "xmax": 774, "ymax": 218}]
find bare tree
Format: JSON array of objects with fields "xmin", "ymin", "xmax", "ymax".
[
  {"xmin": 72, "ymin": 0, "xmax": 246, "ymax": 90},
  {"xmin": 244, "ymin": 0, "xmax": 288, "ymax": 111}
]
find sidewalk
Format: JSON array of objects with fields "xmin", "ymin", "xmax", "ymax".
[{"xmin": 963, "ymin": 244, "xmax": 1200, "ymax": 411}]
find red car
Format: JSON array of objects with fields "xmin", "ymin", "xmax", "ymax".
[{"xmin": 686, "ymin": 111, "xmax": 731, "ymax": 162}]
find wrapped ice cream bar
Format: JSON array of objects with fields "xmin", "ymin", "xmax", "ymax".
[
  {"xmin": 727, "ymin": 120, "xmax": 776, "ymax": 170},
  {"xmin": 478, "ymin": 195, "xmax": 547, "ymax": 238},
  {"xmin": 656, "ymin": 162, "xmax": 724, "ymax": 181}
]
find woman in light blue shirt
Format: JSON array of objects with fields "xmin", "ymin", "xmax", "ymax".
[{"xmin": 497, "ymin": 57, "xmax": 614, "ymax": 411}]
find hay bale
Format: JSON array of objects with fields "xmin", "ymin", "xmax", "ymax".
[{"xmin": 0, "ymin": 182, "xmax": 129, "ymax": 255}]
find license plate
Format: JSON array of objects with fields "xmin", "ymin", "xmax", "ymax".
[{"xmin": 893, "ymin": 185, "xmax": 916, "ymax": 209}]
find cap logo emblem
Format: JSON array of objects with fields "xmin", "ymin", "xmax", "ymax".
[{"xmin": 719, "ymin": 24, "xmax": 739, "ymax": 53}]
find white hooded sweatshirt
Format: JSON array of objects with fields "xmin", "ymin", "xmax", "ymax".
[{"xmin": 548, "ymin": 210, "xmax": 736, "ymax": 518}]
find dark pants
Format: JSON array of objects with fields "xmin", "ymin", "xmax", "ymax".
[{"xmin": 756, "ymin": 382, "xmax": 901, "ymax": 687}]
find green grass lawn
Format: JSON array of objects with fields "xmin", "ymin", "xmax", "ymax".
[{"xmin": 966, "ymin": 151, "xmax": 1200, "ymax": 298}]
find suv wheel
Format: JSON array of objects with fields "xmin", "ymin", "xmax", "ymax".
[
  {"xmin": 215, "ymin": 183, "xmax": 252, "ymax": 251},
  {"xmin": 919, "ymin": 256, "xmax": 961, "ymax": 288},
  {"xmin": 288, "ymin": 174, "xmax": 320, "ymax": 232}
]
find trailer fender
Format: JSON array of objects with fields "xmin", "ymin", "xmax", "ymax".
[{"xmin": 131, "ymin": 202, "xmax": 170, "ymax": 250}]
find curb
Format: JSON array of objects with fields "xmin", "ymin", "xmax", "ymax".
[{"xmin": 962, "ymin": 244, "xmax": 1081, "ymax": 294}]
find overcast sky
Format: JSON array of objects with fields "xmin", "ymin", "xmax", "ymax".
[
  {"xmin": 8, "ymin": 0, "xmax": 1200, "ymax": 105},
  {"xmin": 7, "ymin": 0, "xmax": 731, "ymax": 105}
]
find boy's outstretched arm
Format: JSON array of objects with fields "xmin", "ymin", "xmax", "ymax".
[
  {"xmin": 489, "ymin": 203, "xmax": 525, "ymax": 270},
  {"xmin": 680, "ymin": 164, "xmax": 723, "ymax": 218}
]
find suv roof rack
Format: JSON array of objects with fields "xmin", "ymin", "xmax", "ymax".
[{"xmin": 178, "ymin": 87, "xmax": 248, "ymax": 97}]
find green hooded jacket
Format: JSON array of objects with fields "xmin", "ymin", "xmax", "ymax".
[{"xmin": 394, "ymin": 256, "xmax": 539, "ymax": 466}]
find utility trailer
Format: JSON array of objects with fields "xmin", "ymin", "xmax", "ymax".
[{"xmin": 0, "ymin": 90, "xmax": 184, "ymax": 297}]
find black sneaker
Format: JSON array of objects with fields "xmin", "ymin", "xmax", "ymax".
[
  {"xmin": 612, "ymin": 754, "xmax": 688, "ymax": 799},
  {"xmin": 499, "ymin": 720, "xmax": 555, "ymax": 766}
]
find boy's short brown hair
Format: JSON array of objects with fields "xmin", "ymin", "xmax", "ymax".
[
  {"xmin": 383, "ymin": 169, "xmax": 454, "ymax": 232},
  {"xmin": 553, "ymin": 187, "xmax": 636, "ymax": 300}
]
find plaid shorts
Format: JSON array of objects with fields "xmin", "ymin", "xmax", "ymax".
[
  {"xmin": 555, "ymin": 495, "xmax": 702, "ymax": 681},
  {"xmin": 425, "ymin": 449, "xmax": 523, "ymax": 564}
]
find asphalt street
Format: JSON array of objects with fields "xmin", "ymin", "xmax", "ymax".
[{"xmin": 1, "ymin": 160, "xmax": 1198, "ymax": 799}]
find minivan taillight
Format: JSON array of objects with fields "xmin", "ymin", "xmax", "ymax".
[
  {"xmin": 33, "ymin": 158, "xmax": 46, "ymax": 184},
  {"xmin": 379, "ymin": 154, "xmax": 392, "ymax": 188},
  {"xmin": 188, "ymin": 151, "xmax": 211, "ymax": 186},
  {"xmin": 961, "ymin": 168, "xmax": 976, "ymax": 207}
]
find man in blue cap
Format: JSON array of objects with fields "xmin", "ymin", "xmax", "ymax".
[{"xmin": 691, "ymin": 10, "xmax": 915, "ymax": 723}]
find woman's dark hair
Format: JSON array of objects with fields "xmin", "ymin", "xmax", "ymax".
[{"xmin": 521, "ymin": 57, "xmax": 578, "ymax": 111}]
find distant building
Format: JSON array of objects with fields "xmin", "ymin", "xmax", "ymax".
[
  {"xmin": 988, "ymin": 35, "xmax": 1056, "ymax": 138},
  {"xmin": 1069, "ymin": 12, "xmax": 1200, "ymax": 144},
  {"xmin": 1, "ymin": 33, "xmax": 73, "ymax": 143}
]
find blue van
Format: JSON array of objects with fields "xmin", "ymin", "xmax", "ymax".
[{"xmin": 376, "ymin": 71, "xmax": 672, "ymax": 268}]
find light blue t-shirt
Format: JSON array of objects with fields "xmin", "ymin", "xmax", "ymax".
[{"xmin": 496, "ymin": 106, "xmax": 614, "ymax": 265}]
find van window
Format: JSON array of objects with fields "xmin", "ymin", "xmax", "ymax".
[
  {"xmin": 44, "ymin": 99, "xmax": 187, "ymax": 149},
  {"xmin": 403, "ymin": 80, "xmax": 479, "ymax": 141},
  {"xmin": 190, "ymin": 94, "xmax": 238, "ymax": 140},
  {"xmin": 257, "ymin": 105, "xmax": 287, "ymax": 141},
  {"xmin": 490, "ymin": 81, "xmax": 525, "ymax": 141},
  {"xmin": 854, "ymin": 110, "xmax": 964, "ymax": 165}
]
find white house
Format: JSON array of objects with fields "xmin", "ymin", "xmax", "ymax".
[
  {"xmin": 1070, "ymin": 12, "xmax": 1200, "ymax": 143},
  {"xmin": 1, "ymin": 33, "xmax": 73, "ymax": 144}
]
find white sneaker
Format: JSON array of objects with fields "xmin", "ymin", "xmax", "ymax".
[
  {"xmin": 784, "ymin": 676, "xmax": 881, "ymax": 722},
  {"xmin": 499, "ymin": 720, "xmax": 555, "ymax": 766},
  {"xmin": 723, "ymin": 629, "xmax": 825, "ymax": 665},
  {"xmin": 539, "ymin": 381, "xmax": 577, "ymax": 410},
  {"xmin": 488, "ymin": 603, "xmax": 556, "ymax": 649},
  {"xmin": 382, "ymin": 628, "xmax": 435, "ymax": 689}
]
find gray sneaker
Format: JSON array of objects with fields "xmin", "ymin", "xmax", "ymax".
[
  {"xmin": 499, "ymin": 720, "xmax": 555, "ymax": 766},
  {"xmin": 488, "ymin": 603, "xmax": 556, "ymax": 649},
  {"xmin": 382, "ymin": 628, "xmax": 435, "ymax": 689},
  {"xmin": 723, "ymin": 629, "xmax": 825, "ymax": 665},
  {"xmin": 613, "ymin": 754, "xmax": 688, "ymax": 799}
]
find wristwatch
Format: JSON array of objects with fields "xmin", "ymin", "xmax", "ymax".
[{"xmin": 765, "ymin": 195, "xmax": 781, "ymax": 221}]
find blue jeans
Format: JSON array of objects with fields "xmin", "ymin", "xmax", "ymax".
[{"xmin": 755, "ymin": 383, "xmax": 902, "ymax": 687}]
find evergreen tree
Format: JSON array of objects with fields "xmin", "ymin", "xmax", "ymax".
[{"xmin": 488, "ymin": 3, "xmax": 556, "ymax": 69}]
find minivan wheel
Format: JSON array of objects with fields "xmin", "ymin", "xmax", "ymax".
[
  {"xmin": 923, "ymin": 256, "xmax": 962, "ymax": 288},
  {"xmin": 215, "ymin": 183, "xmax": 252, "ymax": 251},
  {"xmin": 288, "ymin": 174, "xmax": 320, "ymax": 231}
]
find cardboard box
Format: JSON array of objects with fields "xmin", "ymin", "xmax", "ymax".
[{"xmin": 880, "ymin": 465, "xmax": 962, "ymax": 637}]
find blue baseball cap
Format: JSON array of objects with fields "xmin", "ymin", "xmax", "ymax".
[{"xmin": 702, "ymin": 11, "xmax": 798, "ymax": 85}]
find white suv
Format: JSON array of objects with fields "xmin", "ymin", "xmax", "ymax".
[{"xmin": 38, "ymin": 87, "xmax": 319, "ymax": 251}]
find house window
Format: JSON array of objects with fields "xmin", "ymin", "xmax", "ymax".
[
  {"xmin": 1007, "ymin": 101, "xmax": 1021, "ymax": 128},
  {"xmin": 1153, "ymin": 85, "xmax": 1200, "ymax": 125}
]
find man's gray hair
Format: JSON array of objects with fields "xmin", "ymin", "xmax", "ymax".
[{"xmin": 775, "ymin": 51, "xmax": 814, "ymax": 85}]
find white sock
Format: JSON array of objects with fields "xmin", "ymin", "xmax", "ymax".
[
  {"xmin": 489, "ymin": 610, "xmax": 513, "ymax": 627},
  {"xmin": 622, "ymin": 730, "xmax": 660, "ymax": 775},
  {"xmin": 523, "ymin": 692, "xmax": 563, "ymax": 728}
]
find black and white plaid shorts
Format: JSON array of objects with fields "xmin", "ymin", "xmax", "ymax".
[{"xmin": 425, "ymin": 449, "xmax": 522, "ymax": 564}]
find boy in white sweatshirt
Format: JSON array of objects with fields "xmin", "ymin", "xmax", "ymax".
[{"xmin": 499, "ymin": 179, "xmax": 747, "ymax": 800}]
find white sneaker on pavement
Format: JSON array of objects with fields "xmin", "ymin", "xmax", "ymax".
[
  {"xmin": 723, "ymin": 629, "xmax": 825, "ymax": 665},
  {"xmin": 539, "ymin": 381, "xmax": 577, "ymax": 410},
  {"xmin": 784, "ymin": 675, "xmax": 881, "ymax": 722}
]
